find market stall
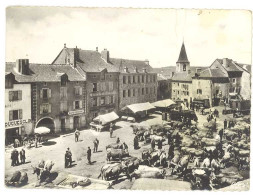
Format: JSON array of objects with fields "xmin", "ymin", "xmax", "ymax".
[{"xmin": 90, "ymin": 112, "xmax": 119, "ymax": 132}]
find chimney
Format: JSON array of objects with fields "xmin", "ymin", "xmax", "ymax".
[
  {"xmin": 73, "ymin": 47, "xmax": 79, "ymax": 68},
  {"xmin": 96, "ymin": 47, "xmax": 98, "ymax": 52},
  {"xmin": 124, "ymin": 67, "xmax": 129, "ymax": 73},
  {"xmin": 101, "ymin": 48, "xmax": 110, "ymax": 63},
  {"xmin": 223, "ymin": 58, "xmax": 228, "ymax": 67},
  {"xmin": 16, "ymin": 59, "xmax": 30, "ymax": 75},
  {"xmin": 196, "ymin": 68, "xmax": 202, "ymax": 73},
  {"xmin": 145, "ymin": 59, "xmax": 149, "ymax": 65},
  {"xmin": 64, "ymin": 43, "xmax": 66, "ymax": 48},
  {"xmin": 172, "ymin": 72, "xmax": 175, "ymax": 77}
]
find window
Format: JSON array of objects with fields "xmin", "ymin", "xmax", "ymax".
[
  {"xmin": 128, "ymin": 89, "xmax": 131, "ymax": 97},
  {"xmin": 75, "ymin": 86, "xmax": 82, "ymax": 95},
  {"xmin": 101, "ymin": 73, "xmax": 105, "ymax": 80},
  {"xmin": 9, "ymin": 109, "xmax": 22, "ymax": 121},
  {"xmin": 93, "ymin": 83, "xmax": 97, "ymax": 92},
  {"xmin": 183, "ymin": 64, "xmax": 186, "ymax": 71},
  {"xmin": 123, "ymin": 76, "xmax": 126, "ymax": 84},
  {"xmin": 60, "ymin": 87, "xmax": 67, "ymax": 98},
  {"xmin": 100, "ymin": 97, "xmax": 105, "ymax": 105},
  {"xmin": 142, "ymin": 75, "xmax": 145, "ymax": 83},
  {"xmin": 92, "ymin": 97, "xmax": 97, "ymax": 107},
  {"xmin": 9, "ymin": 91, "xmax": 22, "ymax": 101},
  {"xmin": 146, "ymin": 87, "xmax": 149, "ymax": 94},
  {"xmin": 133, "ymin": 89, "xmax": 135, "ymax": 97},
  {"xmin": 44, "ymin": 82, "xmax": 47, "ymax": 86},
  {"xmin": 146, "ymin": 75, "xmax": 149, "ymax": 83},
  {"xmin": 178, "ymin": 91, "xmax": 179, "ymax": 95},
  {"xmin": 100, "ymin": 82, "xmax": 106, "ymax": 92},
  {"xmin": 40, "ymin": 104, "xmax": 51, "ymax": 114},
  {"xmin": 142, "ymin": 88, "xmax": 144, "ymax": 95},
  {"xmin": 186, "ymin": 92, "xmax": 189, "ymax": 96},
  {"xmin": 108, "ymin": 81, "xmax": 114, "ymax": 91},
  {"xmin": 123, "ymin": 90, "xmax": 126, "ymax": 98},
  {"xmin": 138, "ymin": 75, "xmax": 141, "ymax": 83},
  {"xmin": 138, "ymin": 88, "xmax": 141, "ymax": 95},
  {"xmin": 153, "ymin": 75, "xmax": 156, "ymax": 82},
  {"xmin": 74, "ymin": 100, "xmax": 82, "ymax": 109},
  {"xmin": 60, "ymin": 101, "xmax": 67, "ymax": 112},
  {"xmin": 197, "ymin": 89, "xmax": 202, "ymax": 95},
  {"xmin": 128, "ymin": 76, "xmax": 131, "ymax": 84},
  {"xmin": 40, "ymin": 88, "xmax": 51, "ymax": 99},
  {"xmin": 5, "ymin": 77, "xmax": 13, "ymax": 88},
  {"xmin": 232, "ymin": 78, "xmax": 236, "ymax": 84},
  {"xmin": 133, "ymin": 76, "xmax": 136, "ymax": 83},
  {"xmin": 110, "ymin": 96, "xmax": 114, "ymax": 104},
  {"xmin": 61, "ymin": 78, "xmax": 66, "ymax": 86}
]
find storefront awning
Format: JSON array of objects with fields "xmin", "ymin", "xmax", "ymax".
[
  {"xmin": 152, "ymin": 99, "xmax": 176, "ymax": 108},
  {"xmin": 122, "ymin": 102, "xmax": 155, "ymax": 114},
  {"xmin": 93, "ymin": 111, "xmax": 119, "ymax": 125}
]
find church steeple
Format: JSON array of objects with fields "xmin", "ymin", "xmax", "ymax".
[
  {"xmin": 177, "ymin": 42, "xmax": 189, "ymax": 63},
  {"xmin": 176, "ymin": 42, "xmax": 190, "ymax": 73}
]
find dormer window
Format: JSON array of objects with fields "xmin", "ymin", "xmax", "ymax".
[{"xmin": 61, "ymin": 78, "xmax": 66, "ymax": 86}]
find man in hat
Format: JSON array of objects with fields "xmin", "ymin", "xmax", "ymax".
[
  {"xmin": 109, "ymin": 123, "xmax": 113, "ymax": 138},
  {"xmin": 74, "ymin": 129, "xmax": 80, "ymax": 142},
  {"xmin": 224, "ymin": 119, "xmax": 227, "ymax": 129},
  {"xmin": 87, "ymin": 147, "xmax": 92, "ymax": 164},
  {"xmin": 65, "ymin": 148, "xmax": 72, "ymax": 168},
  {"xmin": 20, "ymin": 148, "xmax": 26, "ymax": 164}
]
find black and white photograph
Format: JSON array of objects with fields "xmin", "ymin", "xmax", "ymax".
[{"xmin": 4, "ymin": 6, "xmax": 251, "ymax": 191}]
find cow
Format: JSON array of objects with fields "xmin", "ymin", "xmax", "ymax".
[
  {"xmin": 98, "ymin": 163, "xmax": 128, "ymax": 181},
  {"xmin": 6, "ymin": 171, "xmax": 28, "ymax": 187},
  {"xmin": 169, "ymin": 154, "xmax": 180, "ymax": 174},
  {"xmin": 106, "ymin": 148, "xmax": 129, "ymax": 161},
  {"xmin": 201, "ymin": 157, "xmax": 211, "ymax": 168},
  {"xmin": 31, "ymin": 160, "xmax": 54, "ymax": 183},
  {"xmin": 176, "ymin": 155, "xmax": 190, "ymax": 176},
  {"xmin": 193, "ymin": 157, "xmax": 200, "ymax": 168},
  {"xmin": 131, "ymin": 165, "xmax": 165, "ymax": 179},
  {"xmin": 210, "ymin": 159, "xmax": 220, "ymax": 173},
  {"xmin": 122, "ymin": 157, "xmax": 141, "ymax": 174},
  {"xmin": 159, "ymin": 151, "xmax": 167, "ymax": 168},
  {"xmin": 106, "ymin": 143, "xmax": 123, "ymax": 150}
]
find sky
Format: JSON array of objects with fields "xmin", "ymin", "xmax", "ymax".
[{"xmin": 6, "ymin": 7, "xmax": 252, "ymax": 68}]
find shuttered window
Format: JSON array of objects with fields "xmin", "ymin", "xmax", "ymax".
[
  {"xmin": 74, "ymin": 86, "xmax": 82, "ymax": 95},
  {"xmin": 40, "ymin": 104, "xmax": 51, "ymax": 114},
  {"xmin": 73, "ymin": 100, "xmax": 83, "ymax": 109},
  {"xmin": 9, "ymin": 90, "xmax": 22, "ymax": 101},
  {"xmin": 9, "ymin": 109, "xmax": 22, "ymax": 121},
  {"xmin": 108, "ymin": 81, "xmax": 114, "ymax": 91},
  {"xmin": 40, "ymin": 88, "xmax": 51, "ymax": 99}
]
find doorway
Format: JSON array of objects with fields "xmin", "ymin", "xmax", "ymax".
[
  {"xmin": 61, "ymin": 118, "xmax": 66, "ymax": 132},
  {"xmin": 36, "ymin": 117, "xmax": 55, "ymax": 133},
  {"xmin": 73, "ymin": 116, "xmax": 80, "ymax": 130},
  {"xmin": 5, "ymin": 127, "xmax": 19, "ymax": 145}
]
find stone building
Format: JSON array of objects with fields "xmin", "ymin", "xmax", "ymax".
[
  {"xmin": 5, "ymin": 60, "xmax": 33, "ymax": 145},
  {"xmin": 112, "ymin": 59, "xmax": 157, "ymax": 109},
  {"xmin": 52, "ymin": 44, "xmax": 157, "ymax": 121},
  {"xmin": 6, "ymin": 60, "xmax": 87, "ymax": 136}
]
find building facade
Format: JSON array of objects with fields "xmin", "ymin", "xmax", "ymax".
[{"xmin": 5, "ymin": 60, "xmax": 33, "ymax": 145}]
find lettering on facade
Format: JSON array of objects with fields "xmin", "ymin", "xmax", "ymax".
[
  {"xmin": 5, "ymin": 119, "xmax": 32, "ymax": 128},
  {"xmin": 68, "ymin": 110, "xmax": 84, "ymax": 115}
]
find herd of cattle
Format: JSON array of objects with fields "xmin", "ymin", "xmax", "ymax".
[
  {"xmin": 96, "ymin": 117, "xmax": 250, "ymax": 190},
  {"xmin": 6, "ymin": 115, "xmax": 250, "ymax": 190}
]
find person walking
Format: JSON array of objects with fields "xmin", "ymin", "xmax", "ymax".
[
  {"xmin": 158, "ymin": 139, "xmax": 162, "ymax": 150},
  {"xmin": 65, "ymin": 148, "xmax": 72, "ymax": 168},
  {"xmin": 224, "ymin": 119, "xmax": 227, "ymax": 129},
  {"xmin": 95, "ymin": 138, "xmax": 99, "ymax": 152},
  {"xmin": 74, "ymin": 129, "xmax": 80, "ymax": 142},
  {"xmin": 151, "ymin": 139, "xmax": 156, "ymax": 150},
  {"xmin": 109, "ymin": 123, "xmax": 113, "ymax": 138},
  {"xmin": 87, "ymin": 147, "xmax": 92, "ymax": 164},
  {"xmin": 116, "ymin": 137, "xmax": 120, "ymax": 144},
  {"xmin": 20, "ymin": 148, "xmax": 26, "ymax": 164},
  {"xmin": 93, "ymin": 138, "xmax": 99, "ymax": 153},
  {"xmin": 134, "ymin": 135, "xmax": 139, "ymax": 150},
  {"xmin": 219, "ymin": 129, "xmax": 224, "ymax": 142},
  {"xmin": 123, "ymin": 142, "xmax": 128, "ymax": 152},
  {"xmin": 168, "ymin": 143, "xmax": 174, "ymax": 160},
  {"xmin": 14, "ymin": 149, "xmax": 19, "ymax": 165},
  {"xmin": 34, "ymin": 135, "xmax": 38, "ymax": 148},
  {"xmin": 11, "ymin": 149, "xmax": 16, "ymax": 166}
]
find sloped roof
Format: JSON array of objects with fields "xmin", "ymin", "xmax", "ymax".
[
  {"xmin": 171, "ymin": 72, "xmax": 193, "ymax": 82},
  {"xmin": 197, "ymin": 68, "xmax": 228, "ymax": 78},
  {"xmin": 236, "ymin": 63, "xmax": 251, "ymax": 73},
  {"xmin": 177, "ymin": 43, "xmax": 189, "ymax": 63},
  {"xmin": 57, "ymin": 48, "xmax": 155, "ymax": 73},
  {"xmin": 216, "ymin": 58, "xmax": 244, "ymax": 72},
  {"xmin": 5, "ymin": 62, "xmax": 86, "ymax": 82}
]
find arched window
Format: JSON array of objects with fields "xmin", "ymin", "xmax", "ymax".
[{"xmin": 183, "ymin": 64, "xmax": 186, "ymax": 71}]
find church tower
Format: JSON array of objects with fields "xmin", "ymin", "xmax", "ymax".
[{"xmin": 176, "ymin": 42, "xmax": 190, "ymax": 73}]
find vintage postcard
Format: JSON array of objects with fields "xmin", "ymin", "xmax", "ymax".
[{"xmin": 4, "ymin": 7, "xmax": 251, "ymax": 191}]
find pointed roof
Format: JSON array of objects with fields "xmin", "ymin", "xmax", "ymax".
[{"xmin": 177, "ymin": 42, "xmax": 189, "ymax": 63}]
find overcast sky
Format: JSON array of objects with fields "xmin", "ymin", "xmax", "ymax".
[{"xmin": 6, "ymin": 7, "xmax": 252, "ymax": 67}]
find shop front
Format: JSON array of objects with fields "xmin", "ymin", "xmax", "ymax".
[{"xmin": 5, "ymin": 118, "xmax": 33, "ymax": 145}]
